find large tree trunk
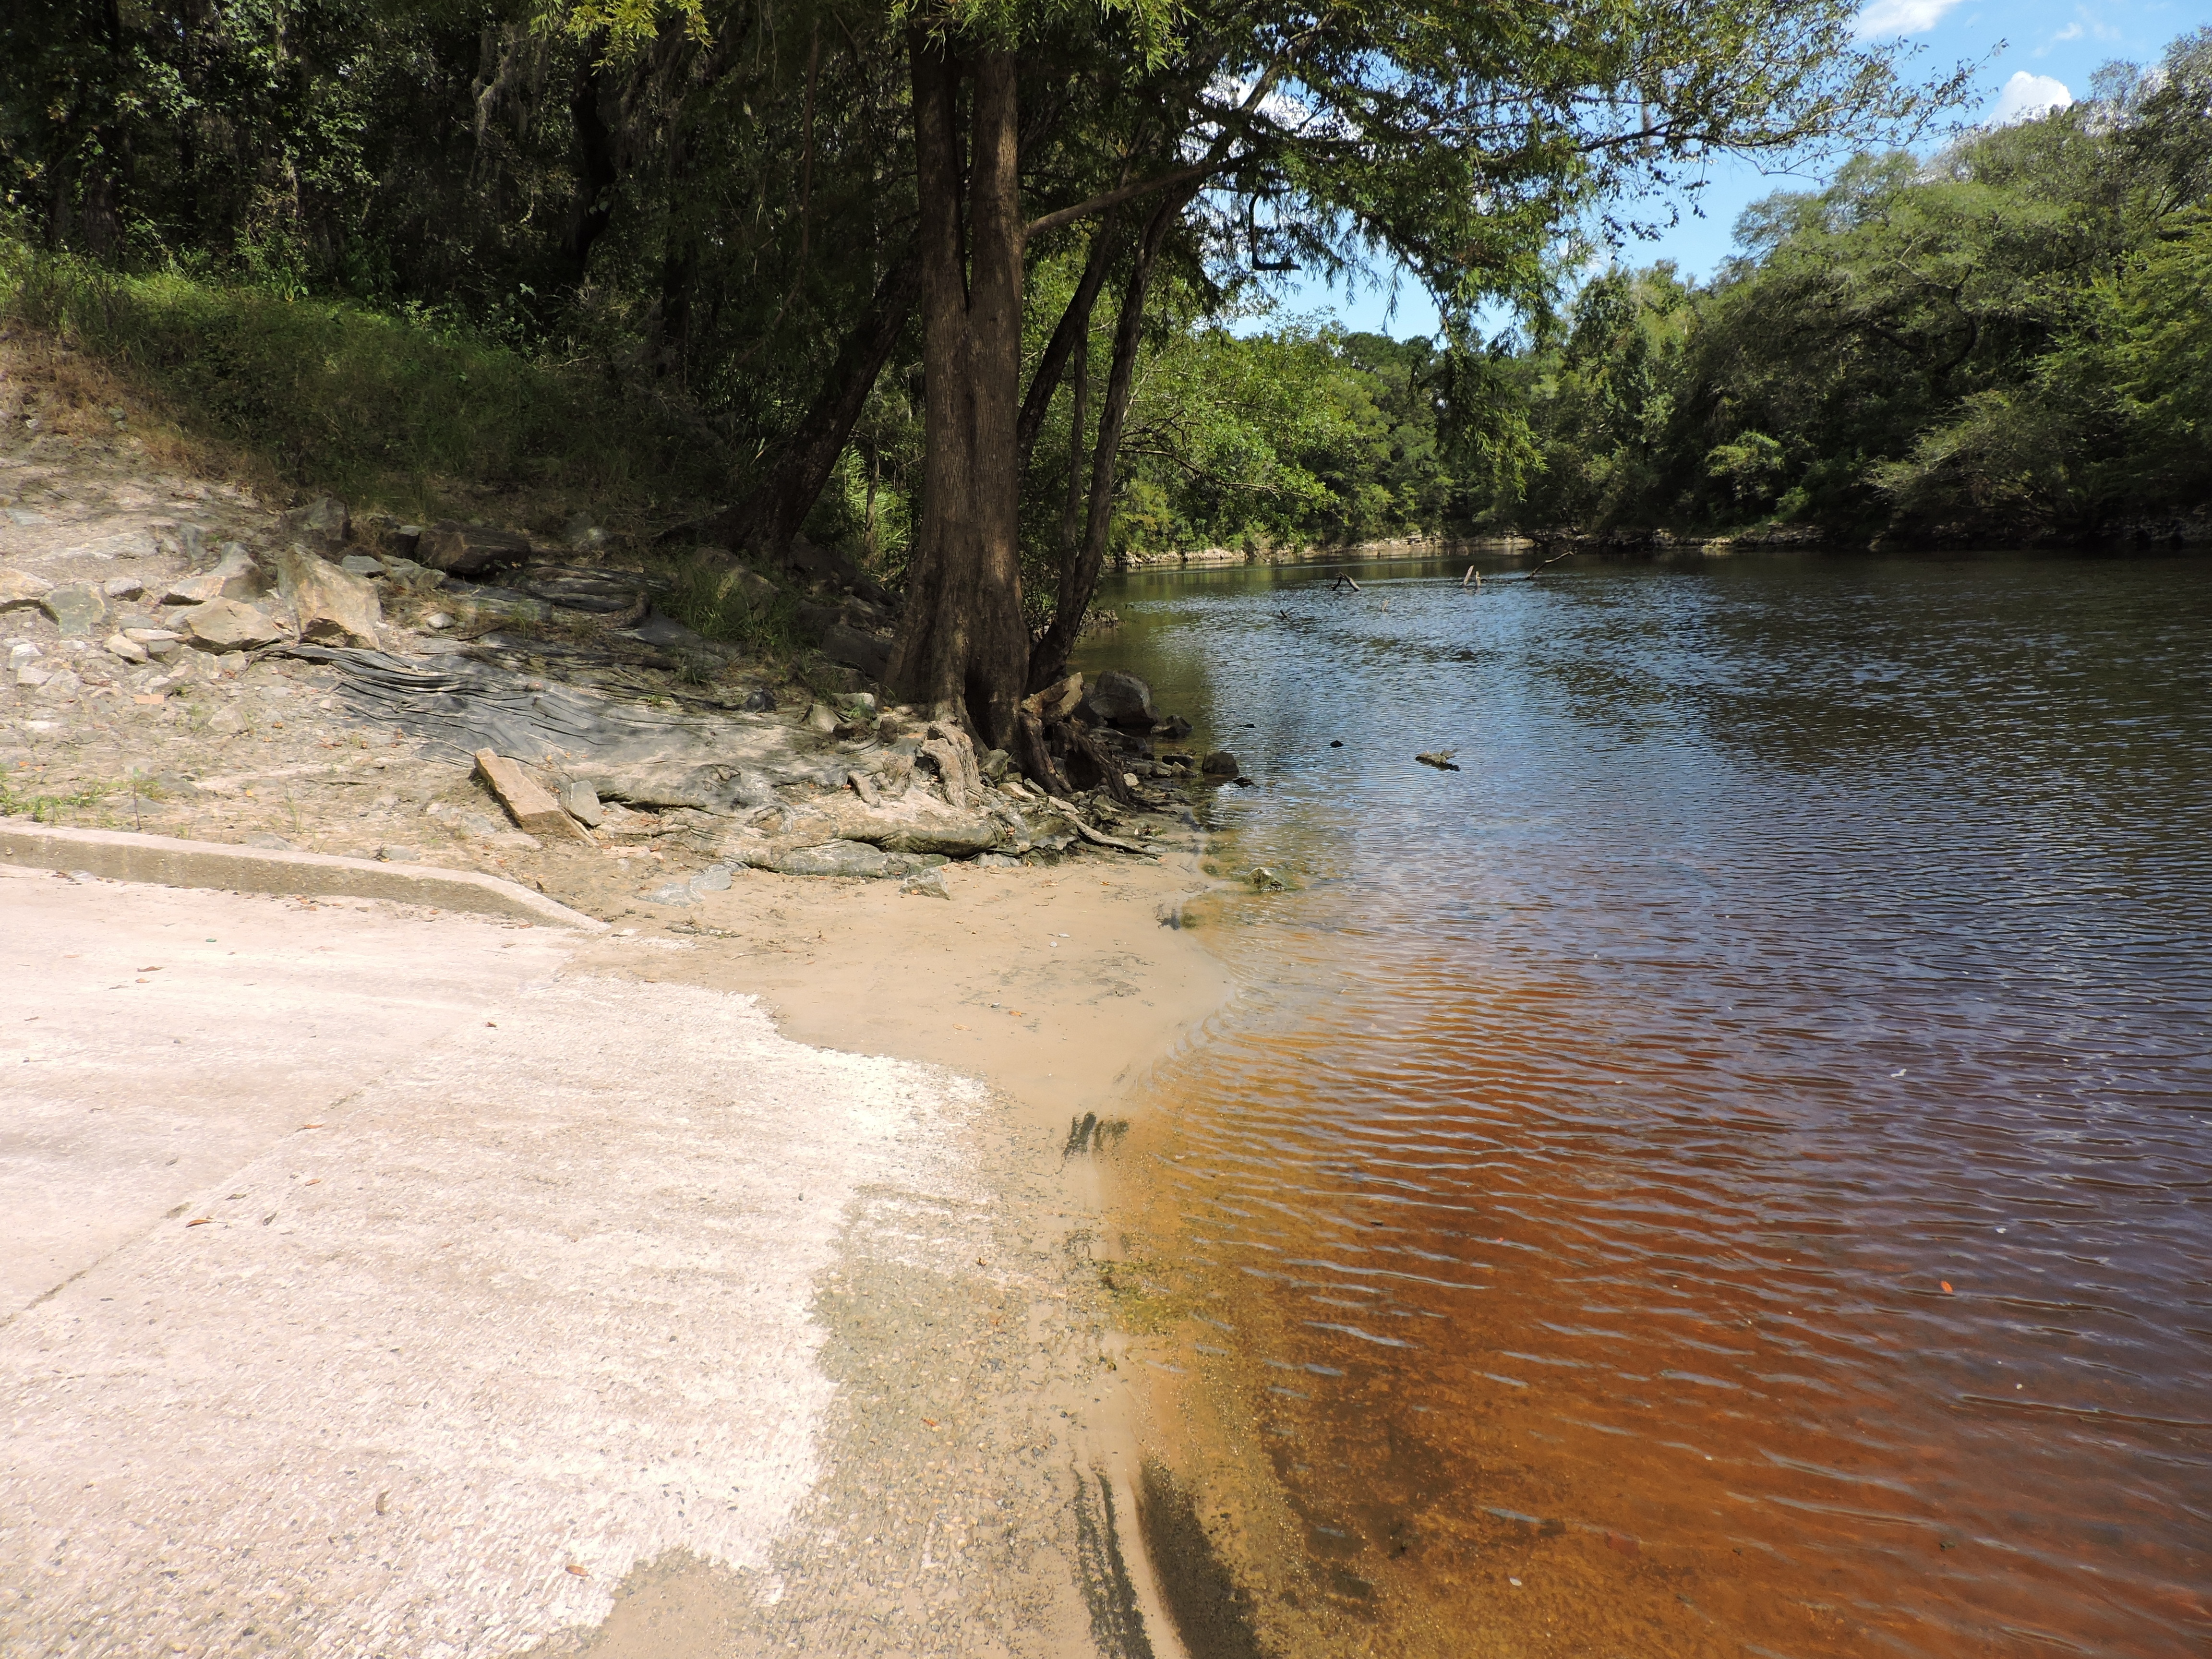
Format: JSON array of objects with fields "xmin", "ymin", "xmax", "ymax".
[
  {"xmin": 1025, "ymin": 188, "xmax": 1186, "ymax": 691},
  {"xmin": 559, "ymin": 41, "xmax": 618, "ymax": 282},
  {"xmin": 885, "ymin": 35, "xmax": 1029, "ymax": 749}
]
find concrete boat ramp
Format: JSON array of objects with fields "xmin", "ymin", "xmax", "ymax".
[{"xmin": 0, "ymin": 860, "xmax": 1179, "ymax": 1658}]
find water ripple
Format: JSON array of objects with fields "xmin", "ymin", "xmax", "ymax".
[{"xmin": 1089, "ymin": 552, "xmax": 2212, "ymax": 1659}]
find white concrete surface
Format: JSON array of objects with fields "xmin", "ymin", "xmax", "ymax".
[{"xmin": 0, "ymin": 869, "xmax": 979, "ymax": 1657}]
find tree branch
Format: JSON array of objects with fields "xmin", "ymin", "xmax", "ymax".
[{"xmin": 1024, "ymin": 160, "xmax": 1218, "ymax": 239}]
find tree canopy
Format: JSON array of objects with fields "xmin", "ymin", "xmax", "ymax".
[{"xmin": 3, "ymin": 0, "xmax": 2036, "ymax": 749}]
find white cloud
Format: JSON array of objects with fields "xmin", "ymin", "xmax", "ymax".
[
  {"xmin": 1986, "ymin": 71, "xmax": 2074, "ymax": 125},
  {"xmin": 1852, "ymin": 0, "xmax": 1966, "ymax": 38},
  {"xmin": 2054, "ymin": 21, "xmax": 2084, "ymax": 40}
]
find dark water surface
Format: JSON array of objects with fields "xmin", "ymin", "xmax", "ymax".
[{"xmin": 1076, "ymin": 552, "xmax": 2212, "ymax": 1658}]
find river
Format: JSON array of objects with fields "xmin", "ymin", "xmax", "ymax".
[{"xmin": 1074, "ymin": 550, "xmax": 2212, "ymax": 1658}]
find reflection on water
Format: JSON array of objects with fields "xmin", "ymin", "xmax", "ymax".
[{"xmin": 1080, "ymin": 552, "xmax": 2212, "ymax": 1657}]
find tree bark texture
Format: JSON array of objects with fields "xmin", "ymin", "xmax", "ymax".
[
  {"xmin": 1025, "ymin": 186, "xmax": 1188, "ymax": 691},
  {"xmin": 885, "ymin": 34, "xmax": 1029, "ymax": 750}
]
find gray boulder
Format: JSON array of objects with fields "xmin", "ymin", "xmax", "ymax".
[
  {"xmin": 1084, "ymin": 668, "xmax": 1156, "ymax": 730},
  {"xmin": 39, "ymin": 583, "xmax": 107, "ymax": 637},
  {"xmin": 721, "ymin": 566, "xmax": 780, "ymax": 616},
  {"xmin": 877, "ymin": 815, "xmax": 998, "ymax": 856},
  {"xmin": 1200, "ymin": 750, "xmax": 1239, "ymax": 777},
  {"xmin": 819, "ymin": 621, "xmax": 891, "ymax": 681}
]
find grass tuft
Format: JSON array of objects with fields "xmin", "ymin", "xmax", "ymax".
[{"xmin": 0, "ymin": 774, "xmax": 122, "ymax": 825}]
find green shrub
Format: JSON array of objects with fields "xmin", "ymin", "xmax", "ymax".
[{"xmin": 0, "ymin": 231, "xmax": 726, "ymax": 525}]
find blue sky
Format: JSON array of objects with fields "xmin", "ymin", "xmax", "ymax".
[{"xmin": 1255, "ymin": 0, "xmax": 2212, "ymax": 339}]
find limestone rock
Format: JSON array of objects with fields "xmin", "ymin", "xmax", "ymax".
[
  {"xmin": 103, "ymin": 576, "xmax": 145, "ymax": 600},
  {"xmin": 104, "ymin": 632, "xmax": 150, "ymax": 664},
  {"xmin": 178, "ymin": 598, "xmax": 286, "ymax": 652},
  {"xmin": 417, "ymin": 520, "xmax": 533, "ymax": 576},
  {"xmin": 736, "ymin": 839, "xmax": 895, "ymax": 879},
  {"xmin": 39, "ymin": 583, "xmax": 107, "ymax": 637},
  {"xmin": 558, "ymin": 781, "xmax": 605, "ymax": 828},
  {"xmin": 0, "ymin": 571, "xmax": 50, "ymax": 611},
  {"xmin": 275, "ymin": 544, "xmax": 381, "ymax": 647},
  {"xmin": 283, "ymin": 496, "xmax": 350, "ymax": 550},
  {"xmin": 901, "ymin": 867, "xmax": 951, "ymax": 900},
  {"xmin": 163, "ymin": 547, "xmax": 266, "ymax": 605},
  {"xmin": 378, "ymin": 556, "xmax": 445, "ymax": 592},
  {"xmin": 472, "ymin": 748, "xmax": 586, "ymax": 841},
  {"xmin": 565, "ymin": 760, "xmax": 778, "ymax": 815},
  {"xmin": 817, "ymin": 620, "xmax": 891, "ymax": 681},
  {"xmin": 717, "ymin": 566, "xmax": 780, "ymax": 616}
]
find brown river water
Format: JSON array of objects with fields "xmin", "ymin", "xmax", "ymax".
[{"xmin": 1075, "ymin": 551, "xmax": 2212, "ymax": 1659}]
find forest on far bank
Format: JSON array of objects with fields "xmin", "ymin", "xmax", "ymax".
[
  {"xmin": 1069, "ymin": 28, "xmax": 2212, "ymax": 556},
  {"xmin": 4, "ymin": 1, "xmax": 2205, "ymax": 593}
]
